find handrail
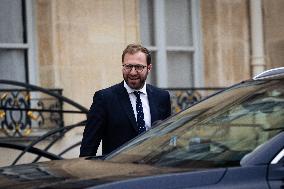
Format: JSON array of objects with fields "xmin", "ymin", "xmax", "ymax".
[
  {"xmin": 0, "ymin": 79, "xmax": 88, "ymax": 113},
  {"xmin": 12, "ymin": 120, "xmax": 86, "ymax": 165},
  {"xmin": 0, "ymin": 80, "xmax": 88, "ymax": 138},
  {"xmin": 0, "ymin": 142, "xmax": 63, "ymax": 161}
]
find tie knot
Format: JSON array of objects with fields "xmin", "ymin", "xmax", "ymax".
[{"xmin": 133, "ymin": 91, "xmax": 141, "ymax": 98}]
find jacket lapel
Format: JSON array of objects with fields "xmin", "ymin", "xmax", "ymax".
[{"xmin": 117, "ymin": 82, "xmax": 138, "ymax": 132}]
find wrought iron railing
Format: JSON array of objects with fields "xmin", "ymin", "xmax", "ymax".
[
  {"xmin": 0, "ymin": 88, "xmax": 63, "ymax": 138},
  {"xmin": 165, "ymin": 87, "xmax": 226, "ymax": 114},
  {"xmin": 0, "ymin": 121, "xmax": 86, "ymax": 166},
  {"xmin": 0, "ymin": 80, "xmax": 226, "ymax": 166},
  {"xmin": 0, "ymin": 81, "xmax": 225, "ymax": 139},
  {"xmin": 0, "ymin": 80, "xmax": 88, "ymax": 140}
]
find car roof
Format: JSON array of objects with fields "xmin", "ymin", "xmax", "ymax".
[{"xmin": 253, "ymin": 67, "xmax": 284, "ymax": 80}]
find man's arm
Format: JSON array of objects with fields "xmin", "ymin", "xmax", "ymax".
[
  {"xmin": 165, "ymin": 90, "xmax": 172, "ymax": 118},
  {"xmin": 80, "ymin": 91, "xmax": 106, "ymax": 157}
]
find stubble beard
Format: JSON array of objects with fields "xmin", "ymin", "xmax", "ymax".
[{"xmin": 123, "ymin": 72, "xmax": 148, "ymax": 90}]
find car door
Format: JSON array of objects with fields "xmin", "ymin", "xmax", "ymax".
[{"xmin": 267, "ymin": 150, "xmax": 284, "ymax": 189}]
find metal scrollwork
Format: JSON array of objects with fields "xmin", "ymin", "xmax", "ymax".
[
  {"xmin": 166, "ymin": 87, "xmax": 225, "ymax": 114},
  {"xmin": 0, "ymin": 89, "xmax": 63, "ymax": 138},
  {"xmin": 169, "ymin": 90, "xmax": 202, "ymax": 113},
  {"xmin": 0, "ymin": 91, "xmax": 31, "ymax": 137},
  {"xmin": 0, "ymin": 90, "xmax": 63, "ymax": 138},
  {"xmin": 49, "ymin": 100, "xmax": 63, "ymax": 127},
  {"xmin": 0, "ymin": 80, "xmax": 88, "ymax": 140}
]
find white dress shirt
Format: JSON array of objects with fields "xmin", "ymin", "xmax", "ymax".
[{"xmin": 124, "ymin": 81, "xmax": 151, "ymax": 130}]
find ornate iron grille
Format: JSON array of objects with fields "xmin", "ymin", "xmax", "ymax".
[
  {"xmin": 0, "ymin": 89, "xmax": 62, "ymax": 138},
  {"xmin": 0, "ymin": 80, "xmax": 88, "ymax": 140},
  {"xmin": 166, "ymin": 87, "xmax": 225, "ymax": 114}
]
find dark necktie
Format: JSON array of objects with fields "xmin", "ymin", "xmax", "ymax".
[{"xmin": 133, "ymin": 91, "xmax": 146, "ymax": 134}]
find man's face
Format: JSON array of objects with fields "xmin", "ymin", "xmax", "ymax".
[{"xmin": 122, "ymin": 52, "xmax": 152, "ymax": 90}]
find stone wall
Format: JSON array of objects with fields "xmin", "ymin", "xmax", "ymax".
[
  {"xmin": 200, "ymin": 0, "xmax": 250, "ymax": 87},
  {"xmin": 263, "ymin": 0, "xmax": 284, "ymax": 68},
  {"xmin": 36, "ymin": 0, "xmax": 140, "ymax": 109}
]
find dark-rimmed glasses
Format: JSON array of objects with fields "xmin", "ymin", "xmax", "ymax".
[{"xmin": 122, "ymin": 64, "xmax": 147, "ymax": 72}]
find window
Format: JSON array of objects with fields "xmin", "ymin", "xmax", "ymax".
[
  {"xmin": 0, "ymin": 0, "xmax": 36, "ymax": 84},
  {"xmin": 140, "ymin": 0, "xmax": 203, "ymax": 88}
]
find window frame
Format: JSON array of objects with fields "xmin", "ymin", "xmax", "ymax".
[
  {"xmin": 0, "ymin": 0, "xmax": 37, "ymax": 84},
  {"xmin": 142, "ymin": 0, "xmax": 204, "ymax": 88}
]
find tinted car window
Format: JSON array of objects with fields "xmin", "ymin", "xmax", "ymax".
[{"xmin": 106, "ymin": 79, "xmax": 284, "ymax": 169}]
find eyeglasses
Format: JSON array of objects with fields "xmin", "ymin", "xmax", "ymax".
[{"xmin": 122, "ymin": 64, "xmax": 147, "ymax": 72}]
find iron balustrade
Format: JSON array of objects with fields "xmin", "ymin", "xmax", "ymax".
[
  {"xmin": 0, "ymin": 88, "xmax": 63, "ymax": 138},
  {"xmin": 0, "ymin": 81, "xmax": 225, "ymax": 139},
  {"xmin": 0, "ymin": 80, "xmax": 226, "ymax": 166},
  {"xmin": 0, "ymin": 80, "xmax": 88, "ymax": 141},
  {"xmin": 165, "ymin": 87, "xmax": 226, "ymax": 114}
]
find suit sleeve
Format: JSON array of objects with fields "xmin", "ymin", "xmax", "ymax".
[
  {"xmin": 80, "ymin": 91, "xmax": 107, "ymax": 157},
  {"xmin": 165, "ymin": 91, "xmax": 172, "ymax": 118}
]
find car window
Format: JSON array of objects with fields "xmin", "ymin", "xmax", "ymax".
[{"xmin": 106, "ymin": 79, "xmax": 284, "ymax": 170}]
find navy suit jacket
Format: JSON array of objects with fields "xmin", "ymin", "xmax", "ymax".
[{"xmin": 80, "ymin": 82, "xmax": 171, "ymax": 156}]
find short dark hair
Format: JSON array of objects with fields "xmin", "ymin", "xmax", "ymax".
[{"xmin": 122, "ymin": 44, "xmax": 151, "ymax": 65}]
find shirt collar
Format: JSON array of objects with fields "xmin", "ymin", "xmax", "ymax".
[{"xmin": 124, "ymin": 81, "xmax": 147, "ymax": 95}]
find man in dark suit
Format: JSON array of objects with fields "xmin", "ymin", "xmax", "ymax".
[{"xmin": 80, "ymin": 44, "xmax": 171, "ymax": 157}]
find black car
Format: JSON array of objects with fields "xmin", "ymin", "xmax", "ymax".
[{"xmin": 0, "ymin": 68, "xmax": 283, "ymax": 189}]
